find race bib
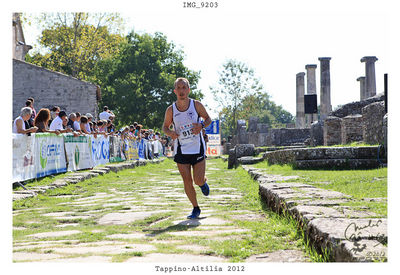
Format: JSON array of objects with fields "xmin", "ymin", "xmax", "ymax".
[{"xmin": 178, "ymin": 123, "xmax": 197, "ymax": 145}]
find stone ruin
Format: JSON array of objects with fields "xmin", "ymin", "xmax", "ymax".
[{"xmin": 226, "ymin": 55, "xmax": 388, "ymax": 169}]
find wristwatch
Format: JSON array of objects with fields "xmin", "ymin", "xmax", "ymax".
[{"xmin": 201, "ymin": 121, "xmax": 205, "ymax": 128}]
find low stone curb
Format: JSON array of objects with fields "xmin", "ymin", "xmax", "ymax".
[
  {"xmin": 262, "ymin": 146, "xmax": 386, "ymax": 169},
  {"xmin": 13, "ymin": 158, "xmax": 165, "ymax": 201},
  {"xmin": 242, "ymin": 165, "xmax": 387, "ymax": 262}
]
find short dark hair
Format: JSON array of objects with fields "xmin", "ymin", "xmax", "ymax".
[
  {"xmin": 75, "ymin": 112, "xmax": 81, "ymax": 118},
  {"xmin": 52, "ymin": 106, "xmax": 60, "ymax": 112},
  {"xmin": 27, "ymin": 97, "xmax": 34, "ymax": 102},
  {"xmin": 103, "ymin": 106, "xmax": 108, "ymax": 111},
  {"xmin": 25, "ymin": 100, "xmax": 32, "ymax": 107},
  {"xmin": 80, "ymin": 116, "xmax": 88, "ymax": 124},
  {"xmin": 58, "ymin": 111, "xmax": 67, "ymax": 118}
]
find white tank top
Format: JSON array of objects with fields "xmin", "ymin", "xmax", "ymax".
[
  {"xmin": 13, "ymin": 116, "xmax": 25, "ymax": 134},
  {"xmin": 172, "ymin": 99, "xmax": 205, "ymax": 155}
]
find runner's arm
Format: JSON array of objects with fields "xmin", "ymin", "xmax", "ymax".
[{"xmin": 162, "ymin": 106, "xmax": 179, "ymax": 140}]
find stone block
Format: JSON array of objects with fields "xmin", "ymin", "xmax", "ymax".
[
  {"xmin": 310, "ymin": 121, "xmax": 323, "ymax": 146},
  {"xmin": 341, "ymin": 114, "xmax": 363, "ymax": 144},
  {"xmin": 323, "ymin": 116, "xmax": 342, "ymax": 146},
  {"xmin": 235, "ymin": 144, "xmax": 255, "ymax": 158},
  {"xmin": 362, "ymin": 101, "xmax": 386, "ymax": 144}
]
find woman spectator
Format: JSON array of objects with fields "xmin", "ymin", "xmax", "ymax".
[
  {"xmin": 79, "ymin": 116, "xmax": 90, "ymax": 134},
  {"xmin": 33, "ymin": 108, "xmax": 60, "ymax": 135},
  {"xmin": 13, "ymin": 107, "xmax": 38, "ymax": 135}
]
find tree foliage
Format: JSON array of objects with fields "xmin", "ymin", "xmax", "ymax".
[
  {"xmin": 24, "ymin": 12, "xmax": 125, "ymax": 81},
  {"xmin": 210, "ymin": 60, "xmax": 294, "ymax": 137},
  {"xmin": 93, "ymin": 31, "xmax": 202, "ymax": 129}
]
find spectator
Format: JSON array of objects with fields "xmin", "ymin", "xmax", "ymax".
[
  {"xmin": 73, "ymin": 112, "xmax": 81, "ymax": 132},
  {"xmin": 106, "ymin": 119, "xmax": 115, "ymax": 134},
  {"xmin": 13, "ymin": 107, "xmax": 38, "ymax": 134},
  {"xmin": 99, "ymin": 106, "xmax": 115, "ymax": 121},
  {"xmin": 49, "ymin": 106, "xmax": 60, "ymax": 125},
  {"xmin": 135, "ymin": 124, "xmax": 142, "ymax": 139},
  {"xmin": 80, "ymin": 116, "xmax": 90, "ymax": 134},
  {"xmin": 34, "ymin": 108, "xmax": 60, "ymax": 135},
  {"xmin": 49, "ymin": 111, "xmax": 72, "ymax": 133},
  {"xmin": 97, "ymin": 120, "xmax": 107, "ymax": 135},
  {"xmin": 67, "ymin": 113, "xmax": 76, "ymax": 129},
  {"xmin": 25, "ymin": 100, "xmax": 34, "ymax": 128},
  {"xmin": 27, "ymin": 97, "xmax": 37, "ymax": 120},
  {"xmin": 85, "ymin": 113, "xmax": 93, "ymax": 133}
]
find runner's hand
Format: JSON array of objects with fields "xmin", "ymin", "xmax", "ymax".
[{"xmin": 192, "ymin": 123, "xmax": 203, "ymax": 135}]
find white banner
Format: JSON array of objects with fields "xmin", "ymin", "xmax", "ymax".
[
  {"xmin": 13, "ymin": 134, "xmax": 36, "ymax": 182},
  {"xmin": 206, "ymin": 145, "xmax": 222, "ymax": 157},
  {"xmin": 91, "ymin": 135, "xmax": 110, "ymax": 166},
  {"xmin": 207, "ymin": 134, "xmax": 221, "ymax": 145},
  {"xmin": 34, "ymin": 133, "xmax": 67, "ymax": 178},
  {"xmin": 64, "ymin": 135, "xmax": 93, "ymax": 171}
]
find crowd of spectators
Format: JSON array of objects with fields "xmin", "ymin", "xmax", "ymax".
[{"xmin": 13, "ymin": 99, "xmax": 172, "ymax": 157}]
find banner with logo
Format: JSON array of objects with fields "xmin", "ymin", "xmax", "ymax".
[
  {"xmin": 64, "ymin": 135, "xmax": 93, "ymax": 171},
  {"xmin": 206, "ymin": 145, "xmax": 222, "ymax": 157},
  {"xmin": 34, "ymin": 133, "xmax": 67, "ymax": 178},
  {"xmin": 124, "ymin": 138, "xmax": 139, "ymax": 161},
  {"xmin": 205, "ymin": 120, "xmax": 220, "ymax": 135},
  {"xmin": 13, "ymin": 134, "xmax": 36, "ymax": 182},
  {"xmin": 91, "ymin": 135, "xmax": 110, "ymax": 166},
  {"xmin": 110, "ymin": 136, "xmax": 127, "ymax": 162},
  {"xmin": 138, "ymin": 139, "xmax": 145, "ymax": 159},
  {"xmin": 207, "ymin": 134, "xmax": 221, "ymax": 146}
]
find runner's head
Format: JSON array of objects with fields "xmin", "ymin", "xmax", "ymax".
[{"xmin": 174, "ymin": 77, "xmax": 190, "ymax": 100}]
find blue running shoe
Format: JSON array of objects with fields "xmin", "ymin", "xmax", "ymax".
[
  {"xmin": 200, "ymin": 182, "xmax": 210, "ymax": 196},
  {"xmin": 187, "ymin": 207, "xmax": 201, "ymax": 219}
]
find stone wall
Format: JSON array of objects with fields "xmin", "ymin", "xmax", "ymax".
[
  {"xmin": 341, "ymin": 115, "xmax": 363, "ymax": 144},
  {"xmin": 13, "ymin": 59, "xmax": 100, "ymax": 119},
  {"xmin": 323, "ymin": 116, "xmax": 342, "ymax": 146},
  {"xmin": 362, "ymin": 101, "xmax": 386, "ymax": 144},
  {"xmin": 330, "ymin": 93, "xmax": 384, "ymax": 118},
  {"xmin": 266, "ymin": 128, "xmax": 310, "ymax": 146}
]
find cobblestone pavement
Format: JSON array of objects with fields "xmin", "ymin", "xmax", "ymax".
[{"xmin": 13, "ymin": 159, "xmax": 310, "ymax": 263}]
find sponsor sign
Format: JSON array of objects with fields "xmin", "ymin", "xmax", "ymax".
[
  {"xmin": 64, "ymin": 135, "xmax": 93, "ymax": 171},
  {"xmin": 125, "ymin": 138, "xmax": 139, "ymax": 161},
  {"xmin": 206, "ymin": 145, "xmax": 222, "ymax": 157},
  {"xmin": 12, "ymin": 134, "xmax": 36, "ymax": 182},
  {"xmin": 110, "ymin": 136, "xmax": 127, "ymax": 162},
  {"xmin": 35, "ymin": 133, "xmax": 67, "ymax": 178},
  {"xmin": 207, "ymin": 134, "xmax": 221, "ymax": 146},
  {"xmin": 91, "ymin": 135, "xmax": 110, "ymax": 166},
  {"xmin": 205, "ymin": 120, "xmax": 219, "ymax": 135}
]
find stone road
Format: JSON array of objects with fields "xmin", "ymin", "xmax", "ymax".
[{"xmin": 13, "ymin": 159, "xmax": 310, "ymax": 263}]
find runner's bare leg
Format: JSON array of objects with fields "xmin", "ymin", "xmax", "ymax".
[
  {"xmin": 177, "ymin": 163, "xmax": 198, "ymax": 207},
  {"xmin": 192, "ymin": 159, "xmax": 206, "ymax": 187}
]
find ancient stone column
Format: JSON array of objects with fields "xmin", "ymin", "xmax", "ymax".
[
  {"xmin": 357, "ymin": 76, "xmax": 367, "ymax": 100},
  {"xmin": 296, "ymin": 72, "xmax": 306, "ymax": 128},
  {"xmin": 305, "ymin": 64, "xmax": 318, "ymax": 126},
  {"xmin": 319, "ymin": 57, "xmax": 332, "ymax": 121},
  {"xmin": 361, "ymin": 56, "xmax": 378, "ymax": 98}
]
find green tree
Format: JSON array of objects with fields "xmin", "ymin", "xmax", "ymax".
[
  {"xmin": 93, "ymin": 31, "xmax": 202, "ymax": 129},
  {"xmin": 210, "ymin": 59, "xmax": 264, "ymax": 136},
  {"xmin": 211, "ymin": 60, "xmax": 294, "ymax": 137},
  {"xmin": 24, "ymin": 12, "xmax": 125, "ymax": 81}
]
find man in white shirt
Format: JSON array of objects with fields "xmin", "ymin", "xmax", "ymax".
[
  {"xmin": 99, "ymin": 106, "xmax": 115, "ymax": 121},
  {"xmin": 50, "ymin": 111, "xmax": 72, "ymax": 133}
]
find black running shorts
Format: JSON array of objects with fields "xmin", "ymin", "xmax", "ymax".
[{"xmin": 174, "ymin": 153, "xmax": 205, "ymax": 166}]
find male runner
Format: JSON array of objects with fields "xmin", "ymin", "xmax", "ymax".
[{"xmin": 162, "ymin": 77, "xmax": 212, "ymax": 219}]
